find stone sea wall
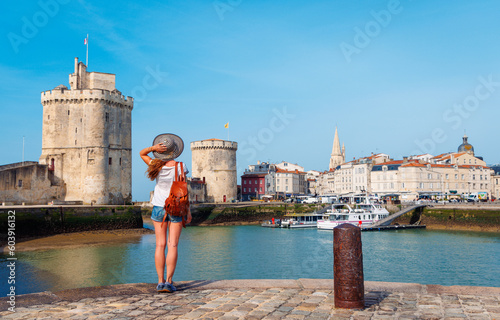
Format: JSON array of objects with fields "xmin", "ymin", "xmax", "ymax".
[
  {"xmin": 394, "ymin": 206, "xmax": 500, "ymax": 232},
  {"xmin": 0, "ymin": 205, "xmax": 143, "ymax": 240}
]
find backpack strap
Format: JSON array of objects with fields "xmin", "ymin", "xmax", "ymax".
[
  {"xmin": 179, "ymin": 162, "xmax": 185, "ymax": 182},
  {"xmin": 174, "ymin": 161, "xmax": 179, "ymax": 182}
]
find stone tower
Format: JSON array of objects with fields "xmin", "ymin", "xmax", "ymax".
[
  {"xmin": 39, "ymin": 58, "xmax": 134, "ymax": 204},
  {"xmin": 191, "ymin": 139, "xmax": 238, "ymax": 203},
  {"xmin": 329, "ymin": 127, "xmax": 345, "ymax": 170}
]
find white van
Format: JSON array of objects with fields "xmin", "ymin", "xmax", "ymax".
[
  {"xmin": 321, "ymin": 196, "xmax": 338, "ymax": 204},
  {"xmin": 303, "ymin": 197, "xmax": 319, "ymax": 204}
]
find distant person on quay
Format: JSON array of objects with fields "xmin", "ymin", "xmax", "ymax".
[{"xmin": 140, "ymin": 133, "xmax": 191, "ymax": 293}]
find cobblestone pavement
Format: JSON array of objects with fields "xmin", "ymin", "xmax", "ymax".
[{"xmin": 1, "ymin": 280, "xmax": 499, "ymax": 319}]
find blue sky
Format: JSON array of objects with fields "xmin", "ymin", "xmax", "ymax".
[{"xmin": 2, "ymin": 0, "xmax": 500, "ymax": 201}]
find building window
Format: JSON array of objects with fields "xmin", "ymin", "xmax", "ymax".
[
  {"xmin": 105, "ymin": 112, "xmax": 110, "ymax": 122},
  {"xmin": 68, "ymin": 110, "xmax": 70, "ymax": 115},
  {"xmin": 445, "ymin": 174, "xmax": 449, "ymax": 179},
  {"xmin": 244, "ymin": 188, "xmax": 246, "ymax": 192},
  {"xmin": 109, "ymin": 157, "xmax": 112, "ymax": 165},
  {"xmin": 455, "ymin": 174, "xmax": 458, "ymax": 179},
  {"xmin": 120, "ymin": 158, "xmax": 122, "ymax": 166},
  {"xmin": 18, "ymin": 180, "xmax": 22, "ymax": 188},
  {"xmin": 48, "ymin": 115, "xmax": 50, "ymax": 120},
  {"xmin": 254, "ymin": 188, "xmax": 257, "ymax": 192},
  {"xmin": 259, "ymin": 187, "xmax": 262, "ymax": 192}
]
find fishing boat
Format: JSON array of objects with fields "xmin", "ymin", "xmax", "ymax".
[{"xmin": 317, "ymin": 202, "xmax": 389, "ymax": 230}]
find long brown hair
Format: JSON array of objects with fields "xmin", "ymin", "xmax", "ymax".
[{"xmin": 147, "ymin": 159, "xmax": 167, "ymax": 180}]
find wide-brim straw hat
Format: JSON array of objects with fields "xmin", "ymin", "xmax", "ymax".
[{"xmin": 152, "ymin": 133, "xmax": 184, "ymax": 161}]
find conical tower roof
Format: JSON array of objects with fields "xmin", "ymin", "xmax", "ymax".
[
  {"xmin": 331, "ymin": 127, "xmax": 341, "ymax": 156},
  {"xmin": 329, "ymin": 127, "xmax": 344, "ymax": 170}
]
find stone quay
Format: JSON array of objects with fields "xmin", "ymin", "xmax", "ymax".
[{"xmin": 1, "ymin": 279, "xmax": 499, "ymax": 319}]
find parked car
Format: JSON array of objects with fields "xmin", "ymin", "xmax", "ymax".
[{"xmin": 302, "ymin": 197, "xmax": 319, "ymax": 204}]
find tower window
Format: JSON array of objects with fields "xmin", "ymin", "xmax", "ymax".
[
  {"xmin": 48, "ymin": 115, "xmax": 50, "ymax": 120},
  {"xmin": 119, "ymin": 158, "xmax": 122, "ymax": 166},
  {"xmin": 105, "ymin": 113, "xmax": 110, "ymax": 122},
  {"xmin": 75, "ymin": 140, "xmax": 77, "ymax": 145},
  {"xmin": 68, "ymin": 110, "xmax": 70, "ymax": 115},
  {"xmin": 18, "ymin": 180, "xmax": 23, "ymax": 188},
  {"xmin": 109, "ymin": 157, "xmax": 112, "ymax": 165},
  {"xmin": 75, "ymin": 128, "xmax": 77, "ymax": 133}
]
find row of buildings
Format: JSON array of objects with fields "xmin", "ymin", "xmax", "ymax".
[
  {"xmin": 1, "ymin": 58, "xmax": 498, "ymax": 205},
  {"xmin": 241, "ymin": 128, "xmax": 500, "ymax": 202}
]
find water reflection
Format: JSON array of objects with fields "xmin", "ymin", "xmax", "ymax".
[{"xmin": 1, "ymin": 227, "xmax": 499, "ymax": 295}]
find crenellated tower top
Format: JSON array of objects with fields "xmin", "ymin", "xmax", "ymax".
[{"xmin": 191, "ymin": 139, "xmax": 238, "ymax": 151}]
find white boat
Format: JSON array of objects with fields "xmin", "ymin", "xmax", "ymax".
[
  {"xmin": 317, "ymin": 202, "xmax": 389, "ymax": 230},
  {"xmin": 280, "ymin": 213, "xmax": 322, "ymax": 228}
]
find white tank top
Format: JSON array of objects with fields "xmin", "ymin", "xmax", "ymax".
[{"xmin": 151, "ymin": 163, "xmax": 189, "ymax": 207}]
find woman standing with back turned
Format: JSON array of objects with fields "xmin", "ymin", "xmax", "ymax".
[{"xmin": 139, "ymin": 133, "xmax": 191, "ymax": 293}]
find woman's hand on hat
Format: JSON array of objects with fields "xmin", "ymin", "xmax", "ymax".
[{"xmin": 153, "ymin": 143, "xmax": 168, "ymax": 153}]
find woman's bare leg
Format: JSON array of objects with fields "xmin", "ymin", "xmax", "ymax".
[
  {"xmin": 166, "ymin": 221, "xmax": 183, "ymax": 284},
  {"xmin": 153, "ymin": 220, "xmax": 169, "ymax": 284}
]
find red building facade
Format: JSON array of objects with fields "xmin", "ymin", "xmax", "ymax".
[{"xmin": 241, "ymin": 173, "xmax": 267, "ymax": 201}]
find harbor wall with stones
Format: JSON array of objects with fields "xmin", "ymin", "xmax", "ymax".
[{"xmin": 0, "ymin": 205, "xmax": 143, "ymax": 240}]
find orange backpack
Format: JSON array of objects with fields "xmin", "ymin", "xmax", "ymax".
[{"xmin": 163, "ymin": 162, "xmax": 190, "ymax": 227}]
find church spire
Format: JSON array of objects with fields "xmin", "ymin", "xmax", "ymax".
[
  {"xmin": 329, "ymin": 127, "xmax": 345, "ymax": 170},
  {"xmin": 331, "ymin": 127, "xmax": 341, "ymax": 156}
]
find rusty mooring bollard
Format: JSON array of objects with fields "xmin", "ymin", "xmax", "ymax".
[{"xmin": 333, "ymin": 223, "xmax": 365, "ymax": 309}]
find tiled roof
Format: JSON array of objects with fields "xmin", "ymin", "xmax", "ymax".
[
  {"xmin": 276, "ymin": 168, "xmax": 306, "ymax": 174},
  {"xmin": 401, "ymin": 162, "xmax": 426, "ymax": 167},
  {"xmin": 241, "ymin": 173, "xmax": 267, "ymax": 178}
]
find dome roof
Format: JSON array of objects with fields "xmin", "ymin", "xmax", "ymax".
[{"xmin": 458, "ymin": 134, "xmax": 474, "ymax": 154}]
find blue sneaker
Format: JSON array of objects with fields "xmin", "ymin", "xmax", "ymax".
[
  {"xmin": 165, "ymin": 282, "xmax": 176, "ymax": 293},
  {"xmin": 156, "ymin": 283, "xmax": 168, "ymax": 293}
]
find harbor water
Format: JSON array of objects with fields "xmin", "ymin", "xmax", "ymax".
[{"xmin": 1, "ymin": 225, "xmax": 499, "ymax": 296}]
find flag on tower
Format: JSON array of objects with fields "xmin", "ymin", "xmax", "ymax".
[
  {"xmin": 84, "ymin": 34, "xmax": 89, "ymax": 67},
  {"xmin": 224, "ymin": 122, "xmax": 229, "ymax": 128}
]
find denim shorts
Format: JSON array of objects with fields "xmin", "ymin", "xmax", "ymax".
[{"xmin": 151, "ymin": 206, "xmax": 183, "ymax": 223}]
